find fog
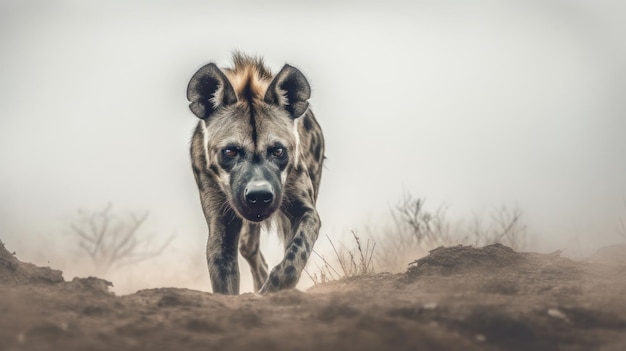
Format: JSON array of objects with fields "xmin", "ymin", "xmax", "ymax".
[{"xmin": 1, "ymin": 0, "xmax": 625, "ymax": 293}]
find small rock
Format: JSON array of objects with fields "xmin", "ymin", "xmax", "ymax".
[
  {"xmin": 547, "ymin": 308, "xmax": 569, "ymax": 321},
  {"xmin": 423, "ymin": 302, "xmax": 438, "ymax": 310}
]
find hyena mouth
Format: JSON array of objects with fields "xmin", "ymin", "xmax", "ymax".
[
  {"xmin": 239, "ymin": 207, "xmax": 275, "ymax": 222},
  {"xmin": 253, "ymin": 212, "xmax": 270, "ymax": 221}
]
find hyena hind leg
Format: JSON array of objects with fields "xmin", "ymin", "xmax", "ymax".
[{"xmin": 239, "ymin": 223, "xmax": 269, "ymax": 292}]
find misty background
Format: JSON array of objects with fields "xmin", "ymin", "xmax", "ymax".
[{"xmin": 1, "ymin": 0, "xmax": 625, "ymax": 293}]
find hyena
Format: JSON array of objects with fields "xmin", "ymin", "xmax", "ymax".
[{"xmin": 186, "ymin": 53, "xmax": 324, "ymax": 295}]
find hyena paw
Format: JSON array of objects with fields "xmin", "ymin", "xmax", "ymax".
[{"xmin": 257, "ymin": 264, "xmax": 299, "ymax": 295}]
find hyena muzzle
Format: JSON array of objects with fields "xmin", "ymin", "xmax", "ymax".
[{"xmin": 186, "ymin": 53, "xmax": 324, "ymax": 295}]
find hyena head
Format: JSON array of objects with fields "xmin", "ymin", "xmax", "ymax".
[{"xmin": 187, "ymin": 54, "xmax": 310, "ymax": 222}]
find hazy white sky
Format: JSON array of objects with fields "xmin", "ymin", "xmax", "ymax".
[{"xmin": 1, "ymin": 0, "xmax": 625, "ymax": 292}]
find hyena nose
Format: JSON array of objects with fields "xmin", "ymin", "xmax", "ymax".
[{"xmin": 244, "ymin": 182, "xmax": 274, "ymax": 206}]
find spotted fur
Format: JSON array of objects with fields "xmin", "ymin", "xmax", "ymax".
[{"xmin": 187, "ymin": 53, "xmax": 324, "ymax": 294}]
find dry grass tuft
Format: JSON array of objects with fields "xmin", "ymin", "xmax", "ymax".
[{"xmin": 305, "ymin": 232, "xmax": 375, "ymax": 285}]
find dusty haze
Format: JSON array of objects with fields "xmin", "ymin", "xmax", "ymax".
[{"xmin": 1, "ymin": 0, "xmax": 625, "ymax": 294}]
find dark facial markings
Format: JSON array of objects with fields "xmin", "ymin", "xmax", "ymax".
[
  {"xmin": 218, "ymin": 142, "xmax": 290, "ymax": 173},
  {"xmin": 209, "ymin": 164, "xmax": 221, "ymax": 176},
  {"xmin": 240, "ymin": 75, "xmax": 258, "ymax": 147},
  {"xmin": 266, "ymin": 143, "xmax": 289, "ymax": 171},
  {"xmin": 218, "ymin": 145, "xmax": 243, "ymax": 172}
]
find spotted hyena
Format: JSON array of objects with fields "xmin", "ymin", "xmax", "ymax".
[{"xmin": 186, "ymin": 53, "xmax": 324, "ymax": 295}]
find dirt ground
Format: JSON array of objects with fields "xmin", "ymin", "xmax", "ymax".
[{"xmin": 1, "ymin": 241, "xmax": 625, "ymax": 351}]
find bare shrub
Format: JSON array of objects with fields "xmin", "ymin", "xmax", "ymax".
[
  {"xmin": 373, "ymin": 193, "xmax": 459, "ymax": 272},
  {"xmin": 70, "ymin": 204, "xmax": 174, "ymax": 275},
  {"xmin": 305, "ymin": 232, "xmax": 375, "ymax": 285},
  {"xmin": 487, "ymin": 205, "xmax": 527, "ymax": 249},
  {"xmin": 393, "ymin": 193, "xmax": 453, "ymax": 247},
  {"xmin": 461, "ymin": 205, "xmax": 527, "ymax": 250}
]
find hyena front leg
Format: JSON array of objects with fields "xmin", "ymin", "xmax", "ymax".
[
  {"xmin": 258, "ymin": 193, "xmax": 320, "ymax": 294},
  {"xmin": 239, "ymin": 223, "xmax": 269, "ymax": 292},
  {"xmin": 205, "ymin": 211, "xmax": 243, "ymax": 295},
  {"xmin": 194, "ymin": 166, "xmax": 243, "ymax": 295}
]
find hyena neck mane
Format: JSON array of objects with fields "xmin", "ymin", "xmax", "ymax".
[{"xmin": 223, "ymin": 53, "xmax": 273, "ymax": 107}]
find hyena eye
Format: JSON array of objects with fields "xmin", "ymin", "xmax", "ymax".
[
  {"xmin": 271, "ymin": 147, "xmax": 285, "ymax": 158},
  {"xmin": 223, "ymin": 148, "xmax": 239, "ymax": 158}
]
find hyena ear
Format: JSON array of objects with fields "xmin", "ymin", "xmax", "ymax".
[
  {"xmin": 264, "ymin": 64, "xmax": 311, "ymax": 119},
  {"xmin": 187, "ymin": 63, "xmax": 237, "ymax": 119}
]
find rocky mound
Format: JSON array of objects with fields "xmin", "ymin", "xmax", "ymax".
[{"xmin": 0, "ymin": 241, "xmax": 64, "ymax": 285}]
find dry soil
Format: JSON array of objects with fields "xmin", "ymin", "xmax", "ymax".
[{"xmin": 1, "ymin": 241, "xmax": 625, "ymax": 351}]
